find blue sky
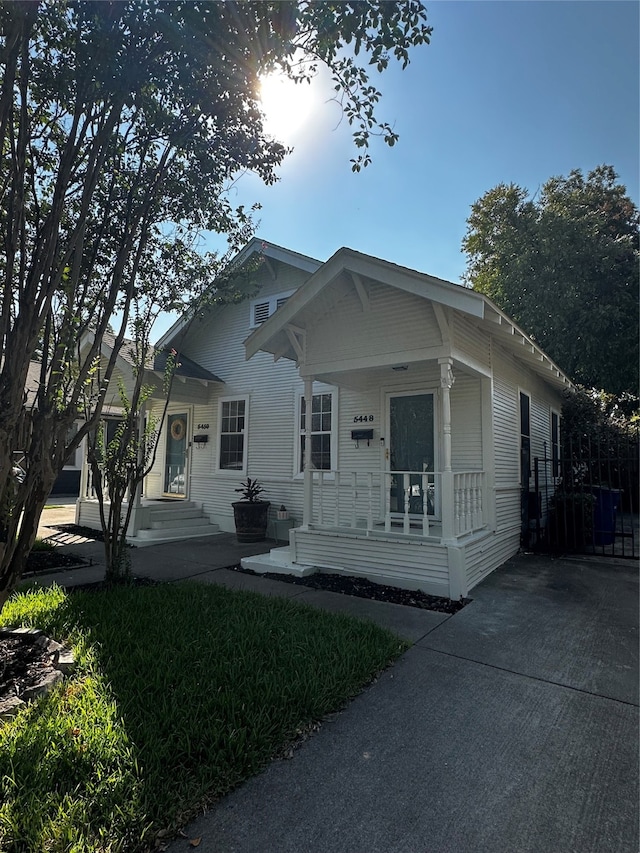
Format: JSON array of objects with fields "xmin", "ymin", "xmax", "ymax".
[{"xmin": 155, "ymin": 0, "xmax": 639, "ymax": 340}]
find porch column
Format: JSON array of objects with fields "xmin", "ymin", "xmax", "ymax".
[
  {"xmin": 77, "ymin": 434, "xmax": 88, "ymax": 524},
  {"xmin": 302, "ymin": 377, "xmax": 314, "ymax": 528},
  {"xmin": 439, "ymin": 358, "xmax": 455, "ymax": 542},
  {"xmin": 78, "ymin": 434, "xmax": 89, "ymax": 501}
]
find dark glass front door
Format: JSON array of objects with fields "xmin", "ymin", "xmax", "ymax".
[{"xmin": 388, "ymin": 393, "xmax": 435, "ymax": 516}]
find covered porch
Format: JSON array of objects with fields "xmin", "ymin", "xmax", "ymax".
[
  {"xmin": 242, "ymin": 247, "xmax": 498, "ymax": 598},
  {"xmin": 244, "ymin": 355, "xmax": 491, "ymax": 600}
]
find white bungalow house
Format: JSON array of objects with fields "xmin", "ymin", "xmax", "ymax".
[{"xmin": 76, "ymin": 238, "xmax": 572, "ymax": 599}]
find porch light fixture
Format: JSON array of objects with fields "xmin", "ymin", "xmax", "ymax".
[{"xmin": 392, "ymin": 364, "xmax": 409, "ymax": 371}]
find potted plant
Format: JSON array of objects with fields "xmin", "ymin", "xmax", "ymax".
[{"xmin": 232, "ymin": 478, "xmax": 270, "ymax": 543}]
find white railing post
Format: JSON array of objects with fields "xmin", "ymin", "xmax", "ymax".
[
  {"xmin": 421, "ymin": 472, "xmax": 430, "ymax": 536},
  {"xmin": 367, "ymin": 472, "xmax": 373, "ymax": 531},
  {"xmin": 385, "ymin": 472, "xmax": 391, "ymax": 532},
  {"xmin": 403, "ymin": 475, "xmax": 410, "ymax": 534}
]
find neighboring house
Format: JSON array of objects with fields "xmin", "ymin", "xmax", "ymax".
[
  {"xmin": 76, "ymin": 238, "xmax": 572, "ymax": 599},
  {"xmin": 23, "ymin": 361, "xmax": 83, "ymax": 496}
]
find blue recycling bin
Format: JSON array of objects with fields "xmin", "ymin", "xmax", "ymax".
[{"xmin": 592, "ymin": 487, "xmax": 621, "ymax": 546}]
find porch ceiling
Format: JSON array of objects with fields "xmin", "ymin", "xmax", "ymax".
[{"xmin": 306, "ymin": 357, "xmax": 480, "ymax": 391}]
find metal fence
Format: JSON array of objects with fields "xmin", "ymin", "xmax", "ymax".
[{"xmin": 528, "ymin": 430, "xmax": 639, "ymax": 559}]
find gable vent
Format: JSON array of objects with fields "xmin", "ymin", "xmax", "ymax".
[
  {"xmin": 276, "ymin": 296, "xmax": 289, "ymax": 310},
  {"xmin": 253, "ymin": 302, "xmax": 270, "ymax": 325}
]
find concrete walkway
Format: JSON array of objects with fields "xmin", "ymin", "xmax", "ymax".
[{"xmin": 26, "ymin": 507, "xmax": 640, "ymax": 853}]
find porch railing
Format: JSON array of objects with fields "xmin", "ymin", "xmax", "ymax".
[
  {"xmin": 453, "ymin": 471, "xmax": 484, "ymax": 535},
  {"xmin": 83, "ymin": 464, "xmax": 133, "ymax": 504},
  {"xmin": 311, "ymin": 469, "xmax": 484, "ymax": 539}
]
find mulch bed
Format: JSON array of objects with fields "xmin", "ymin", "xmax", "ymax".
[
  {"xmin": 234, "ymin": 565, "xmax": 469, "ymax": 614},
  {"xmin": 23, "ymin": 549, "xmax": 86, "ymax": 577},
  {"xmin": 0, "ymin": 631, "xmax": 53, "ymax": 707}
]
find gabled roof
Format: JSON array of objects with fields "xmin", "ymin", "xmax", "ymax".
[
  {"xmin": 98, "ymin": 330, "xmax": 221, "ymax": 382},
  {"xmin": 156, "ymin": 237, "xmax": 322, "ymax": 349},
  {"xmin": 153, "ymin": 349, "xmax": 222, "ymax": 382},
  {"xmin": 231, "ymin": 237, "xmax": 322, "ymax": 275},
  {"xmin": 245, "ymin": 246, "xmax": 574, "ymax": 391},
  {"xmin": 24, "ymin": 360, "xmax": 123, "ymax": 417},
  {"xmin": 246, "ymin": 247, "xmax": 485, "ymax": 362}
]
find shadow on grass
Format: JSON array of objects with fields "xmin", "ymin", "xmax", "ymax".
[{"xmin": 1, "ymin": 582, "xmax": 407, "ymax": 852}]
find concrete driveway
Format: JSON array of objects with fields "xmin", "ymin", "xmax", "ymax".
[{"xmin": 167, "ymin": 554, "xmax": 639, "ymax": 853}]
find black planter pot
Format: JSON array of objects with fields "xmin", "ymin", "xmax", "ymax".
[{"xmin": 232, "ymin": 501, "xmax": 270, "ymax": 543}]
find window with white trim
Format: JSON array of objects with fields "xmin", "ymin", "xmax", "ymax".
[
  {"xmin": 296, "ymin": 391, "xmax": 337, "ymax": 473},
  {"xmin": 249, "ymin": 290, "xmax": 295, "ymax": 328},
  {"xmin": 218, "ymin": 397, "xmax": 248, "ymax": 473}
]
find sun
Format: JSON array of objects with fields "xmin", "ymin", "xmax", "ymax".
[{"xmin": 259, "ymin": 72, "xmax": 315, "ymax": 144}]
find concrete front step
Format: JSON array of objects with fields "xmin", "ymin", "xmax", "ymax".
[
  {"xmin": 134, "ymin": 500, "xmax": 220, "ymax": 545},
  {"xmin": 134, "ymin": 522, "xmax": 220, "ymax": 544},
  {"xmin": 149, "ymin": 514, "xmax": 212, "ymax": 529},
  {"xmin": 241, "ymin": 547, "xmax": 317, "ymax": 578},
  {"xmin": 144, "ymin": 501, "xmax": 199, "ymax": 517},
  {"xmin": 144, "ymin": 499, "xmax": 198, "ymax": 508}
]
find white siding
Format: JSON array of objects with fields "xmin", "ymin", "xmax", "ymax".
[
  {"xmin": 451, "ymin": 372, "xmax": 483, "ymax": 471},
  {"xmin": 452, "ymin": 313, "xmax": 491, "ymax": 369},
  {"xmin": 460, "ymin": 339, "xmax": 565, "ymax": 592},
  {"xmin": 337, "ymin": 387, "xmax": 382, "ymax": 474},
  {"xmin": 291, "ymin": 528, "xmax": 450, "ymax": 596},
  {"xmin": 144, "ymin": 260, "xmax": 316, "ymax": 531},
  {"xmin": 305, "ymin": 282, "xmax": 443, "ymax": 369},
  {"xmin": 464, "ymin": 529, "xmax": 519, "ymax": 591}
]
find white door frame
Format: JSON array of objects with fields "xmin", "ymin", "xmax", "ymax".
[
  {"xmin": 163, "ymin": 407, "xmax": 192, "ymax": 499},
  {"xmin": 383, "ymin": 388, "xmax": 440, "ymax": 521}
]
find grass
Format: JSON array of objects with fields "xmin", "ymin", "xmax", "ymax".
[
  {"xmin": 30, "ymin": 537, "xmax": 56, "ymax": 552},
  {"xmin": 0, "ymin": 582, "xmax": 408, "ymax": 852}
]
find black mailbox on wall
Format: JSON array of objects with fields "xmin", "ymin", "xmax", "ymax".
[{"xmin": 351, "ymin": 429, "xmax": 374, "ymax": 447}]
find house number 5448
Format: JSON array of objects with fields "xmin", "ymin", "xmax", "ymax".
[{"xmin": 353, "ymin": 415, "xmax": 374, "ymax": 423}]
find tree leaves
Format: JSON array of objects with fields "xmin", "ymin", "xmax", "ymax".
[
  {"xmin": 0, "ymin": 0, "xmax": 431, "ymax": 608},
  {"xmin": 462, "ymin": 166, "xmax": 639, "ymax": 396}
]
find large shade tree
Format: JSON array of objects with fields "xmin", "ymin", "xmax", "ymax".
[
  {"xmin": 0, "ymin": 0, "xmax": 431, "ymax": 610},
  {"xmin": 462, "ymin": 165, "xmax": 639, "ymax": 396}
]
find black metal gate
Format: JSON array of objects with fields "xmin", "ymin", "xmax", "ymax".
[{"xmin": 528, "ymin": 430, "xmax": 639, "ymax": 559}]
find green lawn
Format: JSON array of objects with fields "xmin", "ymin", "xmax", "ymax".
[{"xmin": 0, "ymin": 582, "xmax": 407, "ymax": 852}]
